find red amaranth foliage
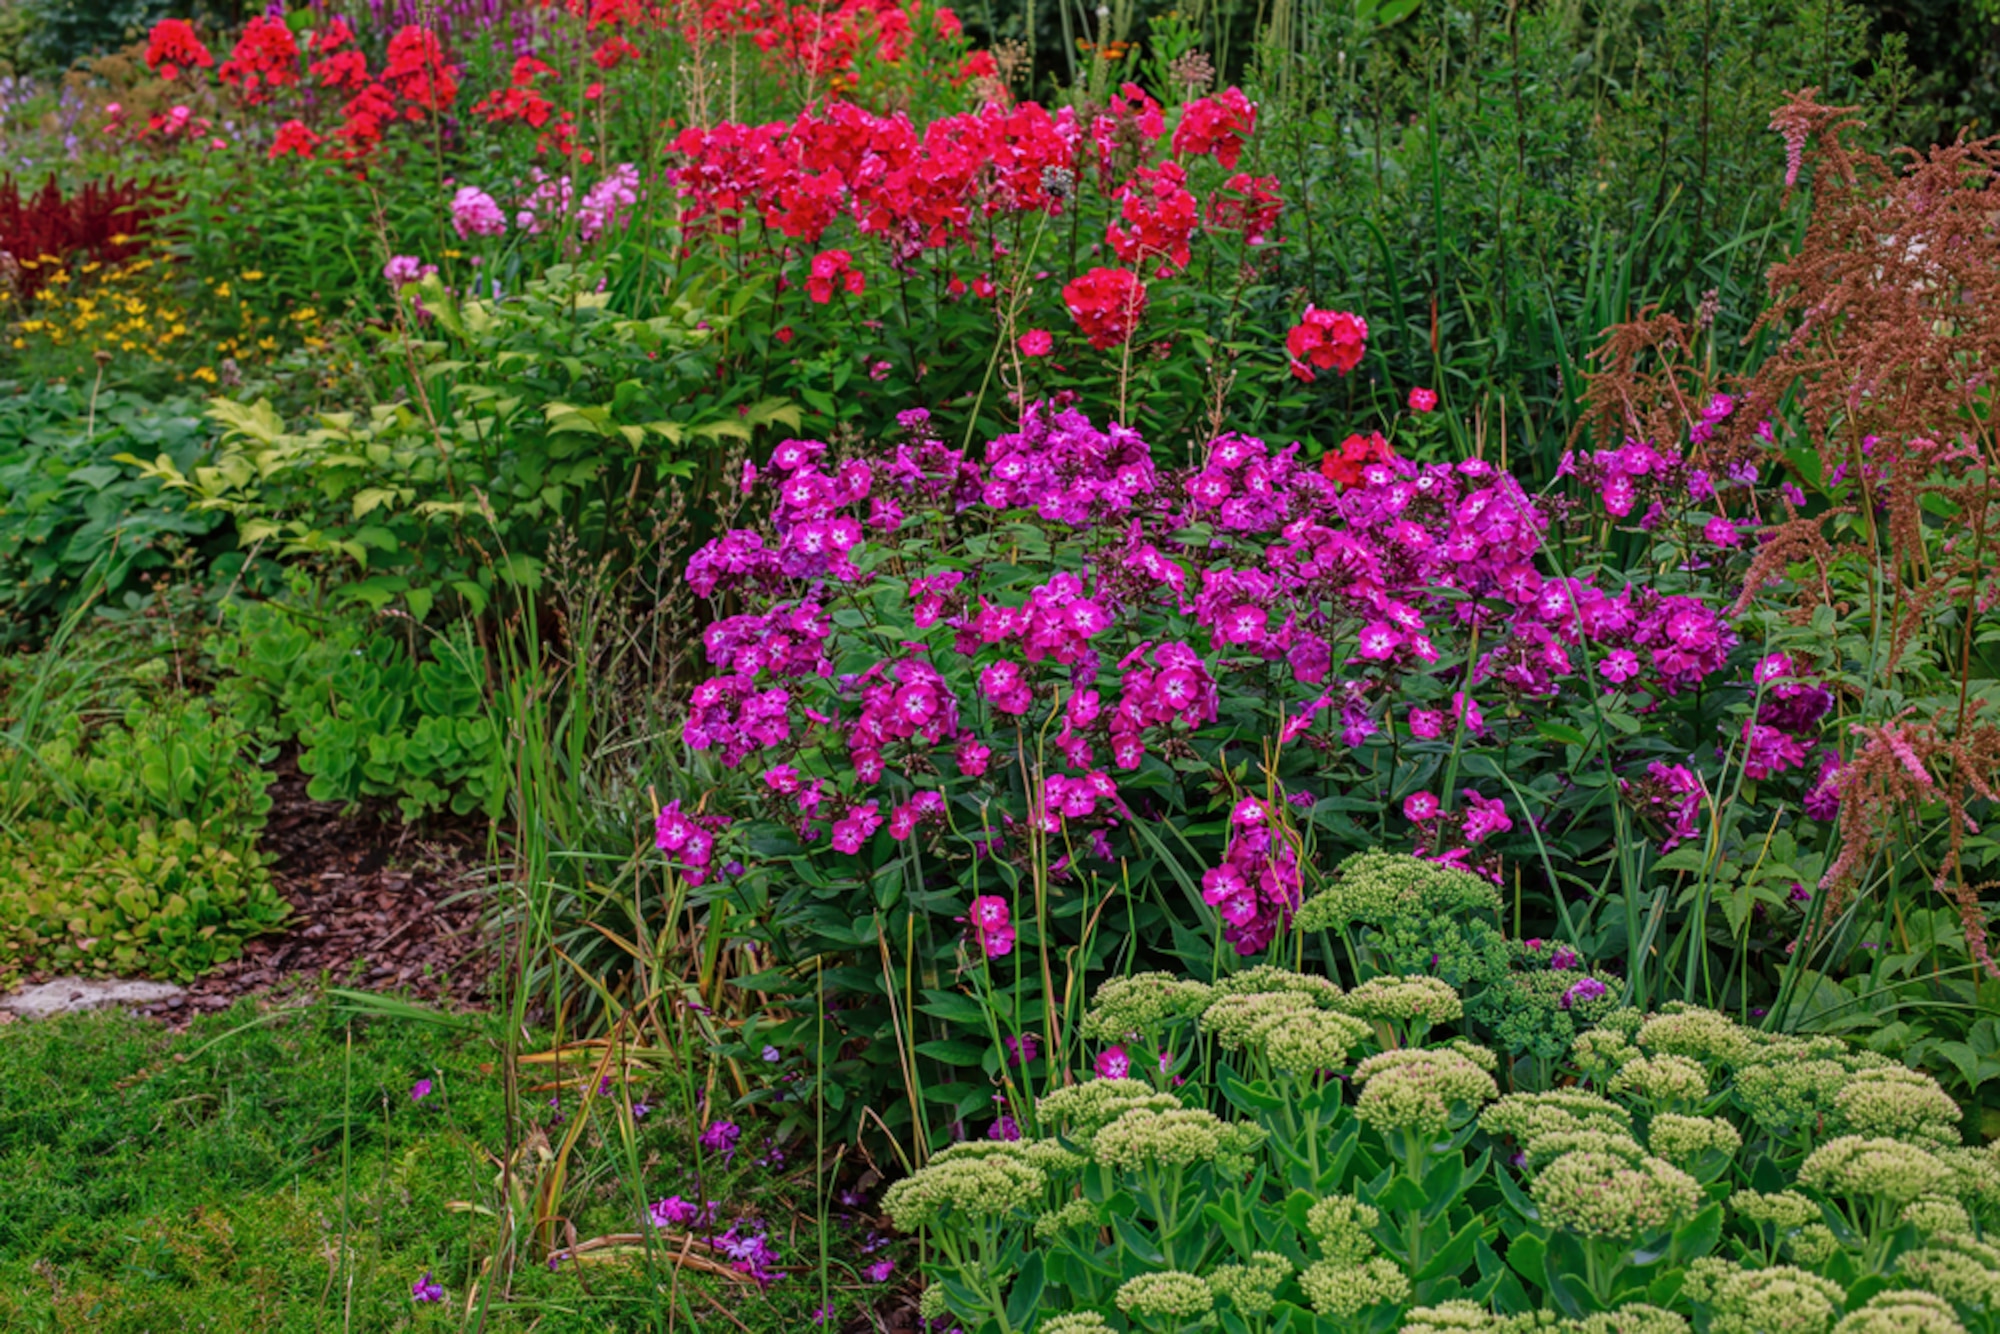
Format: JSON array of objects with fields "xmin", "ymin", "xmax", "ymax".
[{"xmin": 0, "ymin": 175, "xmax": 167, "ymax": 302}]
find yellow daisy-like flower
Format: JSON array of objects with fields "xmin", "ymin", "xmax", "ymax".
[{"xmin": 193, "ymin": 366, "xmax": 218, "ymax": 382}]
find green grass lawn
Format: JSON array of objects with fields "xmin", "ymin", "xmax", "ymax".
[{"xmin": 0, "ymin": 999, "xmax": 895, "ymax": 1332}]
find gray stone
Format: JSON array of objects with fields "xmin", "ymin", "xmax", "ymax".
[{"xmin": 0, "ymin": 977, "xmax": 185, "ymax": 1021}]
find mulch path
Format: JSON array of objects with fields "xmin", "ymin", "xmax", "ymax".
[{"xmin": 132, "ymin": 755, "xmax": 497, "ymax": 1026}]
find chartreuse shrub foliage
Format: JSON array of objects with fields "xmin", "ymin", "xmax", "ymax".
[
  {"xmin": 889, "ymin": 953, "xmax": 2000, "ymax": 1334},
  {"xmin": 0, "ymin": 673, "xmax": 283, "ymax": 983}
]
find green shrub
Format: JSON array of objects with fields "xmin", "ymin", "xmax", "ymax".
[
  {"xmin": 0, "ymin": 810, "xmax": 284, "ymax": 981},
  {"xmin": 0, "ymin": 382, "xmax": 229, "ymax": 646},
  {"xmin": 216, "ymin": 598, "xmax": 504, "ymax": 822}
]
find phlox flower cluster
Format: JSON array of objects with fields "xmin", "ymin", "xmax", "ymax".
[
  {"xmin": 655, "ymin": 798, "xmax": 733, "ymax": 885},
  {"xmin": 676, "ymin": 404, "xmax": 1752, "ymax": 956},
  {"xmin": 1286, "ymin": 306, "xmax": 1367, "ymax": 382},
  {"xmin": 1201, "ymin": 799, "xmax": 1302, "ymax": 953}
]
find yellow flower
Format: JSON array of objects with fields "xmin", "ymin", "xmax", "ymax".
[
  {"xmin": 292, "ymin": 307, "xmax": 319, "ymax": 323},
  {"xmin": 215, "ymin": 283, "xmax": 231, "ymax": 298},
  {"xmin": 239, "ymin": 270, "xmax": 264, "ymax": 281},
  {"xmin": 442, "ymin": 249, "xmax": 462, "ymax": 259},
  {"xmin": 257, "ymin": 336, "xmax": 278, "ymax": 352},
  {"xmin": 193, "ymin": 366, "xmax": 218, "ymax": 382}
]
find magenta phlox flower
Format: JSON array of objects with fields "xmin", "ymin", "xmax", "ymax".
[
  {"xmin": 1459, "ymin": 790, "xmax": 1511, "ymax": 844},
  {"xmin": 1203, "ymin": 797, "xmax": 1301, "ymax": 953},
  {"xmin": 410, "ymin": 1078, "xmax": 432, "ymax": 1101},
  {"xmin": 979, "ymin": 401, "xmax": 1156, "ymax": 525},
  {"xmin": 1095, "ymin": 1045, "xmax": 1131, "ymax": 1078},
  {"xmin": 964, "ymin": 895, "xmax": 1014, "ymax": 958},
  {"xmin": 686, "ymin": 529, "xmax": 782, "ymax": 598},
  {"xmin": 699, "ymin": 1120, "xmax": 742, "ymax": 1162},
  {"xmin": 1004, "ymin": 1032, "xmax": 1040, "ymax": 1065},
  {"xmin": 450, "ymin": 185, "xmax": 507, "ymax": 238},
  {"xmin": 649, "ymin": 1195, "xmax": 717, "ymax": 1230},
  {"xmin": 1560, "ymin": 976, "xmax": 1610, "ymax": 1010},
  {"xmin": 1621, "ymin": 761, "xmax": 1703, "ymax": 851},
  {"xmin": 830, "ymin": 800, "xmax": 883, "ymax": 853}
]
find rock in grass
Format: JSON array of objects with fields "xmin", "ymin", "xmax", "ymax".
[{"xmin": 0, "ymin": 977, "xmax": 184, "ymax": 1021}]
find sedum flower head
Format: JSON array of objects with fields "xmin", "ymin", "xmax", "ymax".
[
  {"xmin": 1933, "ymin": 1145, "xmax": 2000, "ymax": 1219},
  {"xmin": 1694, "ymin": 1263, "xmax": 1846, "ymax": 1334},
  {"xmin": 1445, "ymin": 1037, "xmax": 1501, "ymax": 1071},
  {"xmin": 1397, "ymin": 1301, "xmax": 1518, "ymax": 1333},
  {"xmin": 1298, "ymin": 849, "xmax": 1502, "ymax": 931},
  {"xmin": 1830, "ymin": 1290, "xmax": 1967, "ymax": 1334},
  {"xmin": 1206, "ymin": 1251, "xmax": 1291, "ymax": 1316},
  {"xmin": 1305, "ymin": 1194, "xmax": 1381, "ymax": 1264},
  {"xmin": 1571, "ymin": 1028, "xmax": 1638, "ymax": 1082},
  {"xmin": 1208, "ymin": 965, "xmax": 1344, "ymax": 1006},
  {"xmin": 1038, "ymin": 1314, "xmax": 1118, "ymax": 1334},
  {"xmin": 1022, "ymin": 1138, "xmax": 1089, "ymax": 1174},
  {"xmin": 1800, "ymin": 1136, "xmax": 1953, "ymax": 1207},
  {"xmin": 932, "ymin": 1139, "xmax": 1034, "ymax": 1165},
  {"xmin": 1300, "ymin": 1256, "xmax": 1410, "ymax": 1317},
  {"xmin": 1115, "ymin": 1270, "xmax": 1215, "ymax": 1322},
  {"xmin": 1647, "ymin": 1113, "xmax": 1742, "ymax": 1167},
  {"xmin": 1341, "ymin": 975, "xmax": 1465, "ymax": 1030},
  {"xmin": 1898, "ymin": 1232, "xmax": 2000, "ymax": 1309},
  {"xmin": 1735, "ymin": 1052, "xmax": 1865, "ymax": 1140},
  {"xmin": 1038, "ymin": 1079, "xmax": 1184, "ymax": 1150},
  {"xmin": 1092, "ymin": 1106, "xmax": 1259, "ymax": 1174},
  {"xmin": 1636, "ymin": 1006, "xmax": 1759, "ymax": 1067},
  {"xmin": 1728, "ymin": 1189, "xmax": 1819, "ymax": 1231},
  {"xmin": 1034, "ymin": 1196, "xmax": 1105, "ymax": 1240},
  {"xmin": 1083, "ymin": 972, "xmax": 1216, "ymax": 1042},
  {"xmin": 1532, "ymin": 1151, "xmax": 1701, "ymax": 1241},
  {"xmin": 1834, "ymin": 1067, "xmax": 1962, "ymax": 1147},
  {"xmin": 1521, "ymin": 1128, "xmax": 1646, "ymax": 1171},
  {"xmin": 1353, "ymin": 1047, "xmax": 1498, "ymax": 1138},
  {"xmin": 1252, "ymin": 1007, "xmax": 1373, "ymax": 1073},
  {"xmin": 1899, "ymin": 1194, "xmax": 1972, "ymax": 1237},
  {"xmin": 1608, "ymin": 1053, "xmax": 1710, "ymax": 1108},
  {"xmin": 918, "ymin": 1285, "xmax": 950, "ymax": 1320},
  {"xmin": 1201, "ymin": 990, "xmax": 1317, "ymax": 1047},
  {"xmin": 882, "ymin": 1154, "xmax": 1045, "ymax": 1232},
  {"xmin": 1482, "ymin": 1090, "xmax": 1633, "ymax": 1143},
  {"xmin": 1571, "ymin": 1305, "xmax": 1690, "ymax": 1334},
  {"xmin": 1790, "ymin": 1224, "xmax": 1840, "ymax": 1265}
]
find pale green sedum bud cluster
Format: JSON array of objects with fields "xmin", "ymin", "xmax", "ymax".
[
  {"xmin": 1830, "ymin": 1290, "xmax": 1967, "ymax": 1334},
  {"xmin": 1341, "ymin": 974, "xmax": 1466, "ymax": 1030},
  {"xmin": 1353, "ymin": 1045, "xmax": 1498, "ymax": 1138},
  {"xmin": 1082, "ymin": 971, "xmax": 1215, "ymax": 1044},
  {"xmin": 1799, "ymin": 1135, "xmax": 1953, "ymax": 1207},
  {"xmin": 1300, "ymin": 1256, "xmax": 1411, "ymax": 1318},
  {"xmin": 1680, "ymin": 1258, "xmax": 1846, "ymax": 1334},
  {"xmin": 1646, "ymin": 1112, "xmax": 1742, "ymax": 1169},
  {"xmin": 881, "ymin": 1152, "xmax": 1045, "ymax": 1231},
  {"xmin": 1038, "ymin": 1312, "xmax": 1118, "ymax": 1334},
  {"xmin": 1608, "ymin": 1053, "xmax": 1710, "ymax": 1108},
  {"xmin": 1306, "ymin": 1194, "xmax": 1381, "ymax": 1264},
  {"xmin": 1037, "ymin": 1078, "xmax": 1184, "ymax": 1151},
  {"xmin": 1091, "ymin": 1105, "xmax": 1263, "ymax": 1174},
  {"xmin": 1832, "ymin": 1066, "xmax": 1963, "ymax": 1147},
  {"xmin": 1115, "ymin": 1270, "xmax": 1215, "ymax": 1322},
  {"xmin": 1205, "ymin": 1250, "xmax": 1291, "ymax": 1317},
  {"xmin": 1531, "ymin": 1150, "xmax": 1702, "ymax": 1242},
  {"xmin": 1898, "ymin": 1232, "xmax": 2000, "ymax": 1310}
]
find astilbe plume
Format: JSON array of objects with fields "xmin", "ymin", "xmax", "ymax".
[
  {"xmin": 1730, "ymin": 93, "xmax": 2000, "ymax": 974},
  {"xmin": 0, "ymin": 175, "xmax": 166, "ymax": 302}
]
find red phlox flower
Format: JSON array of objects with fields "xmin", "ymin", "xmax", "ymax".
[
  {"xmin": 269, "ymin": 119, "xmax": 323, "ymax": 160},
  {"xmin": 383, "ymin": 26, "xmax": 458, "ymax": 118},
  {"xmin": 309, "ymin": 20, "xmax": 369, "ymax": 90},
  {"xmin": 592, "ymin": 35, "xmax": 642, "ymax": 68},
  {"xmin": 1206, "ymin": 173, "xmax": 1282, "ymax": 245},
  {"xmin": 1063, "ymin": 267, "xmax": 1147, "ymax": 350},
  {"xmin": 332, "ymin": 83, "xmax": 397, "ymax": 157},
  {"xmin": 805, "ymin": 248, "xmax": 863, "ymax": 302},
  {"xmin": 1172, "ymin": 87, "xmax": 1256, "ymax": 168},
  {"xmin": 218, "ymin": 16, "xmax": 299, "ymax": 104},
  {"xmin": 1286, "ymin": 305, "xmax": 1367, "ymax": 381},
  {"xmin": 145, "ymin": 19, "xmax": 213, "ymax": 81},
  {"xmin": 1320, "ymin": 432, "xmax": 1394, "ymax": 488},
  {"xmin": 1107, "ymin": 159, "xmax": 1197, "ymax": 272}
]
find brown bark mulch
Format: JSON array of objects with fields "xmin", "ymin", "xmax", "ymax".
[{"xmin": 133, "ymin": 755, "xmax": 498, "ymax": 1026}]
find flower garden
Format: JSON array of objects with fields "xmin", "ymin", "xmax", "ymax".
[{"xmin": 2, "ymin": 0, "xmax": 2000, "ymax": 1329}]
